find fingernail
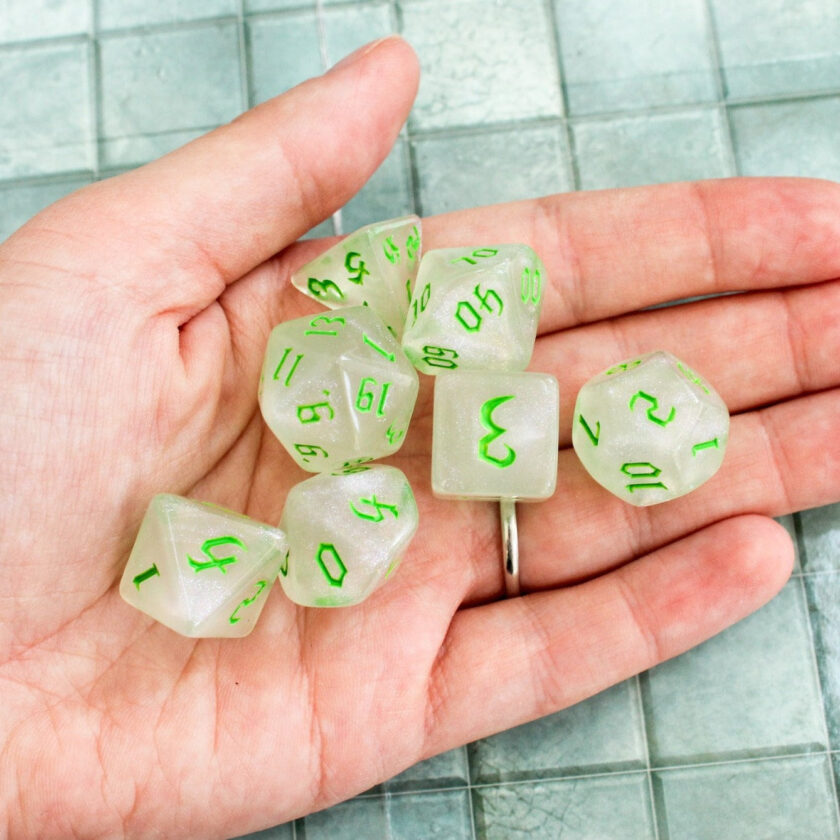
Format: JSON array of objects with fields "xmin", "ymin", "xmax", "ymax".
[{"xmin": 329, "ymin": 34, "xmax": 401, "ymax": 73}]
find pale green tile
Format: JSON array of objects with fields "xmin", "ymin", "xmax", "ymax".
[
  {"xmin": 730, "ymin": 97, "xmax": 840, "ymax": 181},
  {"xmin": 99, "ymin": 0, "xmax": 238, "ymax": 30},
  {"xmin": 644, "ymin": 580, "xmax": 826, "ymax": 763},
  {"xmin": 0, "ymin": 176, "xmax": 91, "ymax": 243},
  {"xmin": 384, "ymin": 746, "xmax": 469, "ymax": 791},
  {"xmin": 323, "ymin": 1, "xmax": 394, "ymax": 67},
  {"xmin": 0, "ymin": 0, "xmax": 89, "ymax": 43},
  {"xmin": 402, "ymin": 0, "xmax": 562, "ymax": 131},
  {"xmin": 474, "ymin": 774, "xmax": 655, "ymax": 840},
  {"xmin": 776, "ymin": 513, "xmax": 801, "ymax": 572},
  {"xmin": 99, "ymin": 24, "xmax": 241, "ymax": 168},
  {"xmin": 572, "ymin": 109, "xmax": 731, "ymax": 190},
  {"xmin": 413, "ymin": 125, "xmax": 570, "ymax": 216},
  {"xmin": 654, "ymin": 755, "xmax": 840, "ymax": 840},
  {"xmin": 247, "ymin": 12, "xmax": 322, "ymax": 105},
  {"xmin": 803, "ymin": 571, "xmax": 840, "ymax": 749},
  {"xmin": 469, "ymin": 680, "xmax": 645, "ymax": 783},
  {"xmin": 229, "ymin": 821, "xmax": 294, "ymax": 840},
  {"xmin": 800, "ymin": 502, "xmax": 840, "ymax": 573},
  {"xmin": 301, "ymin": 218, "xmax": 335, "ymax": 241},
  {"xmin": 710, "ymin": 0, "xmax": 840, "ymax": 99},
  {"xmin": 0, "ymin": 42, "xmax": 92, "ymax": 178},
  {"xmin": 554, "ymin": 0, "xmax": 717, "ymax": 115}
]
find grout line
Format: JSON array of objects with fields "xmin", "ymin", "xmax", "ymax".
[
  {"xmin": 89, "ymin": 0, "xmax": 102, "ymax": 178},
  {"xmin": 236, "ymin": 0, "xmax": 251, "ymax": 112},
  {"xmin": 464, "ymin": 745, "xmax": 478, "ymax": 840},
  {"xmin": 633, "ymin": 673, "xmax": 662, "ymax": 840}
]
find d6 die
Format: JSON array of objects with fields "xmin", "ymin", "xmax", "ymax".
[
  {"xmin": 280, "ymin": 465, "xmax": 419, "ymax": 607},
  {"xmin": 119, "ymin": 495, "xmax": 287, "ymax": 637},
  {"xmin": 432, "ymin": 371, "xmax": 559, "ymax": 500},
  {"xmin": 401, "ymin": 244, "xmax": 545, "ymax": 374},
  {"xmin": 571, "ymin": 351, "xmax": 729, "ymax": 506},
  {"xmin": 291, "ymin": 216, "xmax": 421, "ymax": 338},
  {"xmin": 259, "ymin": 306, "xmax": 419, "ymax": 473}
]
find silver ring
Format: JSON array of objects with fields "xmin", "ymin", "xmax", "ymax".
[{"xmin": 500, "ymin": 499, "xmax": 520, "ymax": 597}]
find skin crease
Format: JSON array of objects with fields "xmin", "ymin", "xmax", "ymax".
[{"xmin": 1, "ymin": 36, "xmax": 839, "ymax": 838}]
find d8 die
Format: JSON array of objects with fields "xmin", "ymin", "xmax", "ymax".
[
  {"xmin": 401, "ymin": 244, "xmax": 545, "ymax": 375},
  {"xmin": 291, "ymin": 216, "xmax": 421, "ymax": 338},
  {"xmin": 279, "ymin": 465, "xmax": 419, "ymax": 607},
  {"xmin": 571, "ymin": 351, "xmax": 729, "ymax": 506},
  {"xmin": 432, "ymin": 371, "xmax": 559, "ymax": 500},
  {"xmin": 259, "ymin": 306, "xmax": 419, "ymax": 473},
  {"xmin": 119, "ymin": 495, "xmax": 287, "ymax": 637}
]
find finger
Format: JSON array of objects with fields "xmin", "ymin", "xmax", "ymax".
[
  {"xmin": 418, "ymin": 177, "xmax": 840, "ymax": 331},
  {"xmin": 6, "ymin": 36, "xmax": 419, "ymax": 316},
  {"xmin": 422, "ymin": 515, "xmax": 793, "ymax": 756},
  {"xmin": 511, "ymin": 387, "xmax": 840, "ymax": 594},
  {"xmin": 531, "ymin": 277, "xmax": 840, "ymax": 441}
]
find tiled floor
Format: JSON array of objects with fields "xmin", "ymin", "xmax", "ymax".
[{"xmin": 2, "ymin": 1, "xmax": 840, "ymax": 838}]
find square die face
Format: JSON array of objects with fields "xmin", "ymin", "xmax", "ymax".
[
  {"xmin": 403, "ymin": 244, "xmax": 544, "ymax": 374},
  {"xmin": 280, "ymin": 466, "xmax": 419, "ymax": 607},
  {"xmin": 119, "ymin": 495, "xmax": 287, "ymax": 637},
  {"xmin": 432, "ymin": 371, "xmax": 559, "ymax": 500}
]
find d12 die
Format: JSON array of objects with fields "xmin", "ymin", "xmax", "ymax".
[
  {"xmin": 571, "ymin": 351, "xmax": 729, "ymax": 506},
  {"xmin": 432, "ymin": 371, "xmax": 559, "ymax": 500},
  {"xmin": 259, "ymin": 306, "xmax": 419, "ymax": 473},
  {"xmin": 279, "ymin": 465, "xmax": 418, "ymax": 607},
  {"xmin": 401, "ymin": 244, "xmax": 545, "ymax": 375},
  {"xmin": 119, "ymin": 495, "xmax": 287, "ymax": 637},
  {"xmin": 291, "ymin": 216, "xmax": 421, "ymax": 338}
]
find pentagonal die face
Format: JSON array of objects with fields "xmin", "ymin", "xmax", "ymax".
[
  {"xmin": 291, "ymin": 216, "xmax": 421, "ymax": 338},
  {"xmin": 401, "ymin": 244, "xmax": 545, "ymax": 375},
  {"xmin": 432, "ymin": 371, "xmax": 560, "ymax": 501},
  {"xmin": 279, "ymin": 466, "xmax": 419, "ymax": 607},
  {"xmin": 119, "ymin": 495, "xmax": 287, "ymax": 637},
  {"xmin": 571, "ymin": 351, "xmax": 729, "ymax": 506},
  {"xmin": 258, "ymin": 306, "xmax": 419, "ymax": 473}
]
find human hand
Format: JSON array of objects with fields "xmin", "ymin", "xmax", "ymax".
[{"xmin": 1, "ymin": 36, "xmax": 839, "ymax": 839}]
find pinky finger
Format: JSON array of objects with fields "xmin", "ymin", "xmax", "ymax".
[{"xmin": 421, "ymin": 515, "xmax": 793, "ymax": 757}]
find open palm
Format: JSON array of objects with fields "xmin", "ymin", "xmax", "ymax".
[{"xmin": 2, "ymin": 38, "xmax": 839, "ymax": 839}]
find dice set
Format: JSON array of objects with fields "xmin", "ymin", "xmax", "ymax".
[{"xmin": 120, "ymin": 212, "xmax": 729, "ymax": 638}]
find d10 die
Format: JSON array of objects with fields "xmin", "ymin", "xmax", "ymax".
[
  {"xmin": 432, "ymin": 371, "xmax": 559, "ymax": 500},
  {"xmin": 571, "ymin": 351, "xmax": 729, "ymax": 506},
  {"xmin": 279, "ymin": 465, "xmax": 419, "ymax": 607},
  {"xmin": 259, "ymin": 306, "xmax": 419, "ymax": 473},
  {"xmin": 401, "ymin": 244, "xmax": 545, "ymax": 375},
  {"xmin": 291, "ymin": 216, "xmax": 421, "ymax": 338},
  {"xmin": 119, "ymin": 495, "xmax": 287, "ymax": 637}
]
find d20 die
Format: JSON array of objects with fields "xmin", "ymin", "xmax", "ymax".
[
  {"xmin": 119, "ymin": 494, "xmax": 287, "ymax": 637},
  {"xmin": 401, "ymin": 244, "xmax": 545, "ymax": 375},
  {"xmin": 258, "ymin": 306, "xmax": 419, "ymax": 473},
  {"xmin": 291, "ymin": 215, "xmax": 421, "ymax": 338},
  {"xmin": 571, "ymin": 350, "xmax": 729, "ymax": 506},
  {"xmin": 279, "ymin": 465, "xmax": 419, "ymax": 607},
  {"xmin": 432, "ymin": 371, "xmax": 559, "ymax": 501}
]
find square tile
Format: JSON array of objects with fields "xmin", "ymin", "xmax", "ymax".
[
  {"xmin": 572, "ymin": 108, "xmax": 732, "ymax": 190},
  {"xmin": 643, "ymin": 579, "xmax": 826, "ymax": 764},
  {"xmin": 474, "ymin": 774, "xmax": 655, "ymax": 840},
  {"xmin": 803, "ymin": 571, "xmax": 840, "ymax": 749},
  {"xmin": 323, "ymin": 1, "xmax": 394, "ymax": 68},
  {"xmin": 729, "ymin": 97, "xmax": 840, "ymax": 182},
  {"xmin": 98, "ymin": 23, "xmax": 242, "ymax": 168},
  {"xmin": 383, "ymin": 746, "xmax": 469, "ymax": 791},
  {"xmin": 98, "ymin": 0, "xmax": 238, "ymax": 30},
  {"xmin": 339, "ymin": 139, "xmax": 413, "ymax": 233},
  {"xmin": 0, "ymin": 42, "xmax": 92, "ymax": 178},
  {"xmin": 800, "ymin": 502, "xmax": 840, "ymax": 573},
  {"xmin": 469, "ymin": 680, "xmax": 646, "ymax": 783},
  {"xmin": 413, "ymin": 125, "xmax": 571, "ymax": 217},
  {"xmin": 229, "ymin": 821, "xmax": 294, "ymax": 840},
  {"xmin": 710, "ymin": 0, "xmax": 840, "ymax": 99},
  {"xmin": 0, "ymin": 0, "xmax": 89, "ymax": 43},
  {"xmin": 246, "ymin": 12, "xmax": 321, "ymax": 106},
  {"xmin": 654, "ymin": 755, "xmax": 840, "ymax": 840},
  {"xmin": 553, "ymin": 0, "xmax": 717, "ymax": 115},
  {"xmin": 776, "ymin": 513, "xmax": 801, "ymax": 572},
  {"xmin": 0, "ymin": 176, "xmax": 91, "ymax": 243},
  {"xmin": 402, "ymin": 0, "xmax": 562, "ymax": 130},
  {"xmin": 303, "ymin": 790, "xmax": 472, "ymax": 839}
]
